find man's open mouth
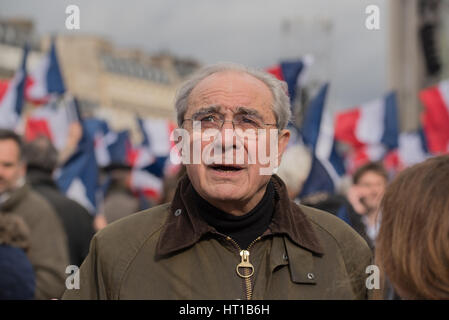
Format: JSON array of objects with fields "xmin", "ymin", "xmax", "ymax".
[{"xmin": 208, "ymin": 164, "xmax": 244, "ymax": 172}]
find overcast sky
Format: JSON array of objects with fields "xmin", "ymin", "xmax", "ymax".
[{"xmin": 0, "ymin": 0, "xmax": 388, "ymax": 112}]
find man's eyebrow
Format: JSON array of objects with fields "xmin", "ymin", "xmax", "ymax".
[
  {"xmin": 0, "ymin": 161, "xmax": 15, "ymax": 166},
  {"xmin": 235, "ymin": 106, "xmax": 264, "ymax": 120},
  {"xmin": 191, "ymin": 106, "xmax": 221, "ymax": 118},
  {"xmin": 190, "ymin": 105, "xmax": 264, "ymax": 121}
]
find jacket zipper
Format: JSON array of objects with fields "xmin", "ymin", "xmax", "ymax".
[{"xmin": 226, "ymin": 236, "xmax": 261, "ymax": 300}]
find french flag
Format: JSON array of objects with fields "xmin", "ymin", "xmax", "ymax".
[
  {"xmin": 398, "ymin": 130, "xmax": 430, "ymax": 166},
  {"xmin": 26, "ymin": 39, "xmax": 66, "ymax": 105},
  {"xmin": 106, "ymin": 130, "xmax": 133, "ymax": 167},
  {"xmin": 129, "ymin": 168, "xmax": 164, "ymax": 201},
  {"xmin": 334, "ymin": 92, "xmax": 399, "ymax": 168},
  {"xmin": 82, "ymin": 117, "xmax": 128, "ymax": 168},
  {"xmin": 0, "ymin": 45, "xmax": 28, "ymax": 130},
  {"xmin": 56, "ymin": 99, "xmax": 99, "ymax": 214},
  {"xmin": 24, "ymin": 96, "xmax": 79, "ymax": 150},
  {"xmin": 266, "ymin": 59, "xmax": 310, "ymax": 104},
  {"xmin": 383, "ymin": 129, "xmax": 430, "ymax": 174},
  {"xmin": 134, "ymin": 116, "xmax": 177, "ymax": 174},
  {"xmin": 299, "ymin": 83, "xmax": 345, "ymax": 197},
  {"xmin": 419, "ymin": 79, "xmax": 449, "ymax": 154},
  {"xmin": 137, "ymin": 116, "xmax": 176, "ymax": 158},
  {"xmin": 344, "ymin": 144, "xmax": 388, "ymax": 174},
  {"xmin": 128, "ymin": 116, "xmax": 176, "ymax": 201}
]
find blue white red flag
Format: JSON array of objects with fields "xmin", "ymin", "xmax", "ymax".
[
  {"xmin": 334, "ymin": 92, "xmax": 399, "ymax": 171},
  {"xmin": 383, "ymin": 129, "xmax": 431, "ymax": 174},
  {"xmin": 129, "ymin": 116, "xmax": 177, "ymax": 201},
  {"xmin": 266, "ymin": 58, "xmax": 311, "ymax": 104},
  {"xmin": 24, "ymin": 96, "xmax": 79, "ymax": 150},
  {"xmin": 419, "ymin": 79, "xmax": 449, "ymax": 154},
  {"xmin": 26, "ymin": 39, "xmax": 65, "ymax": 105},
  {"xmin": 0, "ymin": 45, "xmax": 28, "ymax": 130},
  {"xmin": 299, "ymin": 83, "xmax": 345, "ymax": 197},
  {"xmin": 56, "ymin": 98, "xmax": 99, "ymax": 214}
]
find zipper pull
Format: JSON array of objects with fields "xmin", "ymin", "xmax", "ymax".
[{"xmin": 236, "ymin": 250, "xmax": 254, "ymax": 278}]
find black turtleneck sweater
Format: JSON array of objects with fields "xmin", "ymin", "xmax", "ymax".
[{"xmin": 193, "ymin": 182, "xmax": 275, "ymax": 249}]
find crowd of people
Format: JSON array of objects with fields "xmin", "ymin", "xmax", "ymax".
[
  {"xmin": 0, "ymin": 129, "xmax": 157, "ymax": 299},
  {"xmin": 1, "ymin": 63, "xmax": 448, "ymax": 300},
  {"xmin": 278, "ymin": 138, "xmax": 449, "ymax": 299}
]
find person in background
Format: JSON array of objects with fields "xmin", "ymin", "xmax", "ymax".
[
  {"xmin": 375, "ymin": 155, "xmax": 449, "ymax": 299},
  {"xmin": 276, "ymin": 144, "xmax": 312, "ymax": 201},
  {"xmin": 102, "ymin": 164, "xmax": 140, "ymax": 224},
  {"xmin": 300, "ymin": 162, "xmax": 387, "ymax": 250},
  {"xmin": 24, "ymin": 137, "xmax": 95, "ymax": 267},
  {"xmin": 0, "ymin": 129, "xmax": 69, "ymax": 299},
  {"xmin": 345, "ymin": 162, "xmax": 388, "ymax": 249},
  {"xmin": 0, "ymin": 215, "xmax": 35, "ymax": 299}
]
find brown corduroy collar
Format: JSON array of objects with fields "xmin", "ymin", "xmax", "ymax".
[{"xmin": 155, "ymin": 174, "xmax": 324, "ymax": 257}]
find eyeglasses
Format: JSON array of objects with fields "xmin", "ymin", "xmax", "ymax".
[{"xmin": 183, "ymin": 113, "xmax": 277, "ymax": 131}]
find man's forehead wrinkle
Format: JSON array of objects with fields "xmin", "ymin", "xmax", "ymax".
[
  {"xmin": 193, "ymin": 87, "xmax": 258, "ymax": 102},
  {"xmin": 187, "ymin": 72, "xmax": 275, "ymax": 120},
  {"xmin": 226, "ymin": 73, "xmax": 235, "ymax": 93}
]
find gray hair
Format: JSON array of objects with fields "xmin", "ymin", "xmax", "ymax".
[{"xmin": 174, "ymin": 62, "xmax": 292, "ymax": 130}]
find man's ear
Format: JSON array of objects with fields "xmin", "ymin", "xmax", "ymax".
[{"xmin": 277, "ymin": 129, "xmax": 290, "ymax": 167}]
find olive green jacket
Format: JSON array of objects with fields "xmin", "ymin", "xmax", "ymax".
[{"xmin": 63, "ymin": 175, "xmax": 372, "ymax": 300}]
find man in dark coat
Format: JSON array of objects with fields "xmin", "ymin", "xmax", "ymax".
[
  {"xmin": 0, "ymin": 130, "xmax": 69, "ymax": 299},
  {"xmin": 24, "ymin": 137, "xmax": 95, "ymax": 267}
]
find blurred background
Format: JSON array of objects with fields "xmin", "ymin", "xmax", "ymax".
[
  {"xmin": 1, "ymin": 0, "xmax": 447, "ymax": 130},
  {"xmin": 2, "ymin": 0, "xmax": 449, "ymax": 301},
  {"xmin": 1, "ymin": 0, "xmax": 449, "ymax": 208}
]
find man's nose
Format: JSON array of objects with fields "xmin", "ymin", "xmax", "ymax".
[
  {"xmin": 216, "ymin": 133, "xmax": 234, "ymax": 157},
  {"xmin": 219, "ymin": 120, "xmax": 237, "ymax": 150}
]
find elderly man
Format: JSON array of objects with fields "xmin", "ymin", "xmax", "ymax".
[
  {"xmin": 63, "ymin": 63, "xmax": 371, "ymax": 300},
  {"xmin": 0, "ymin": 130, "xmax": 69, "ymax": 299}
]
